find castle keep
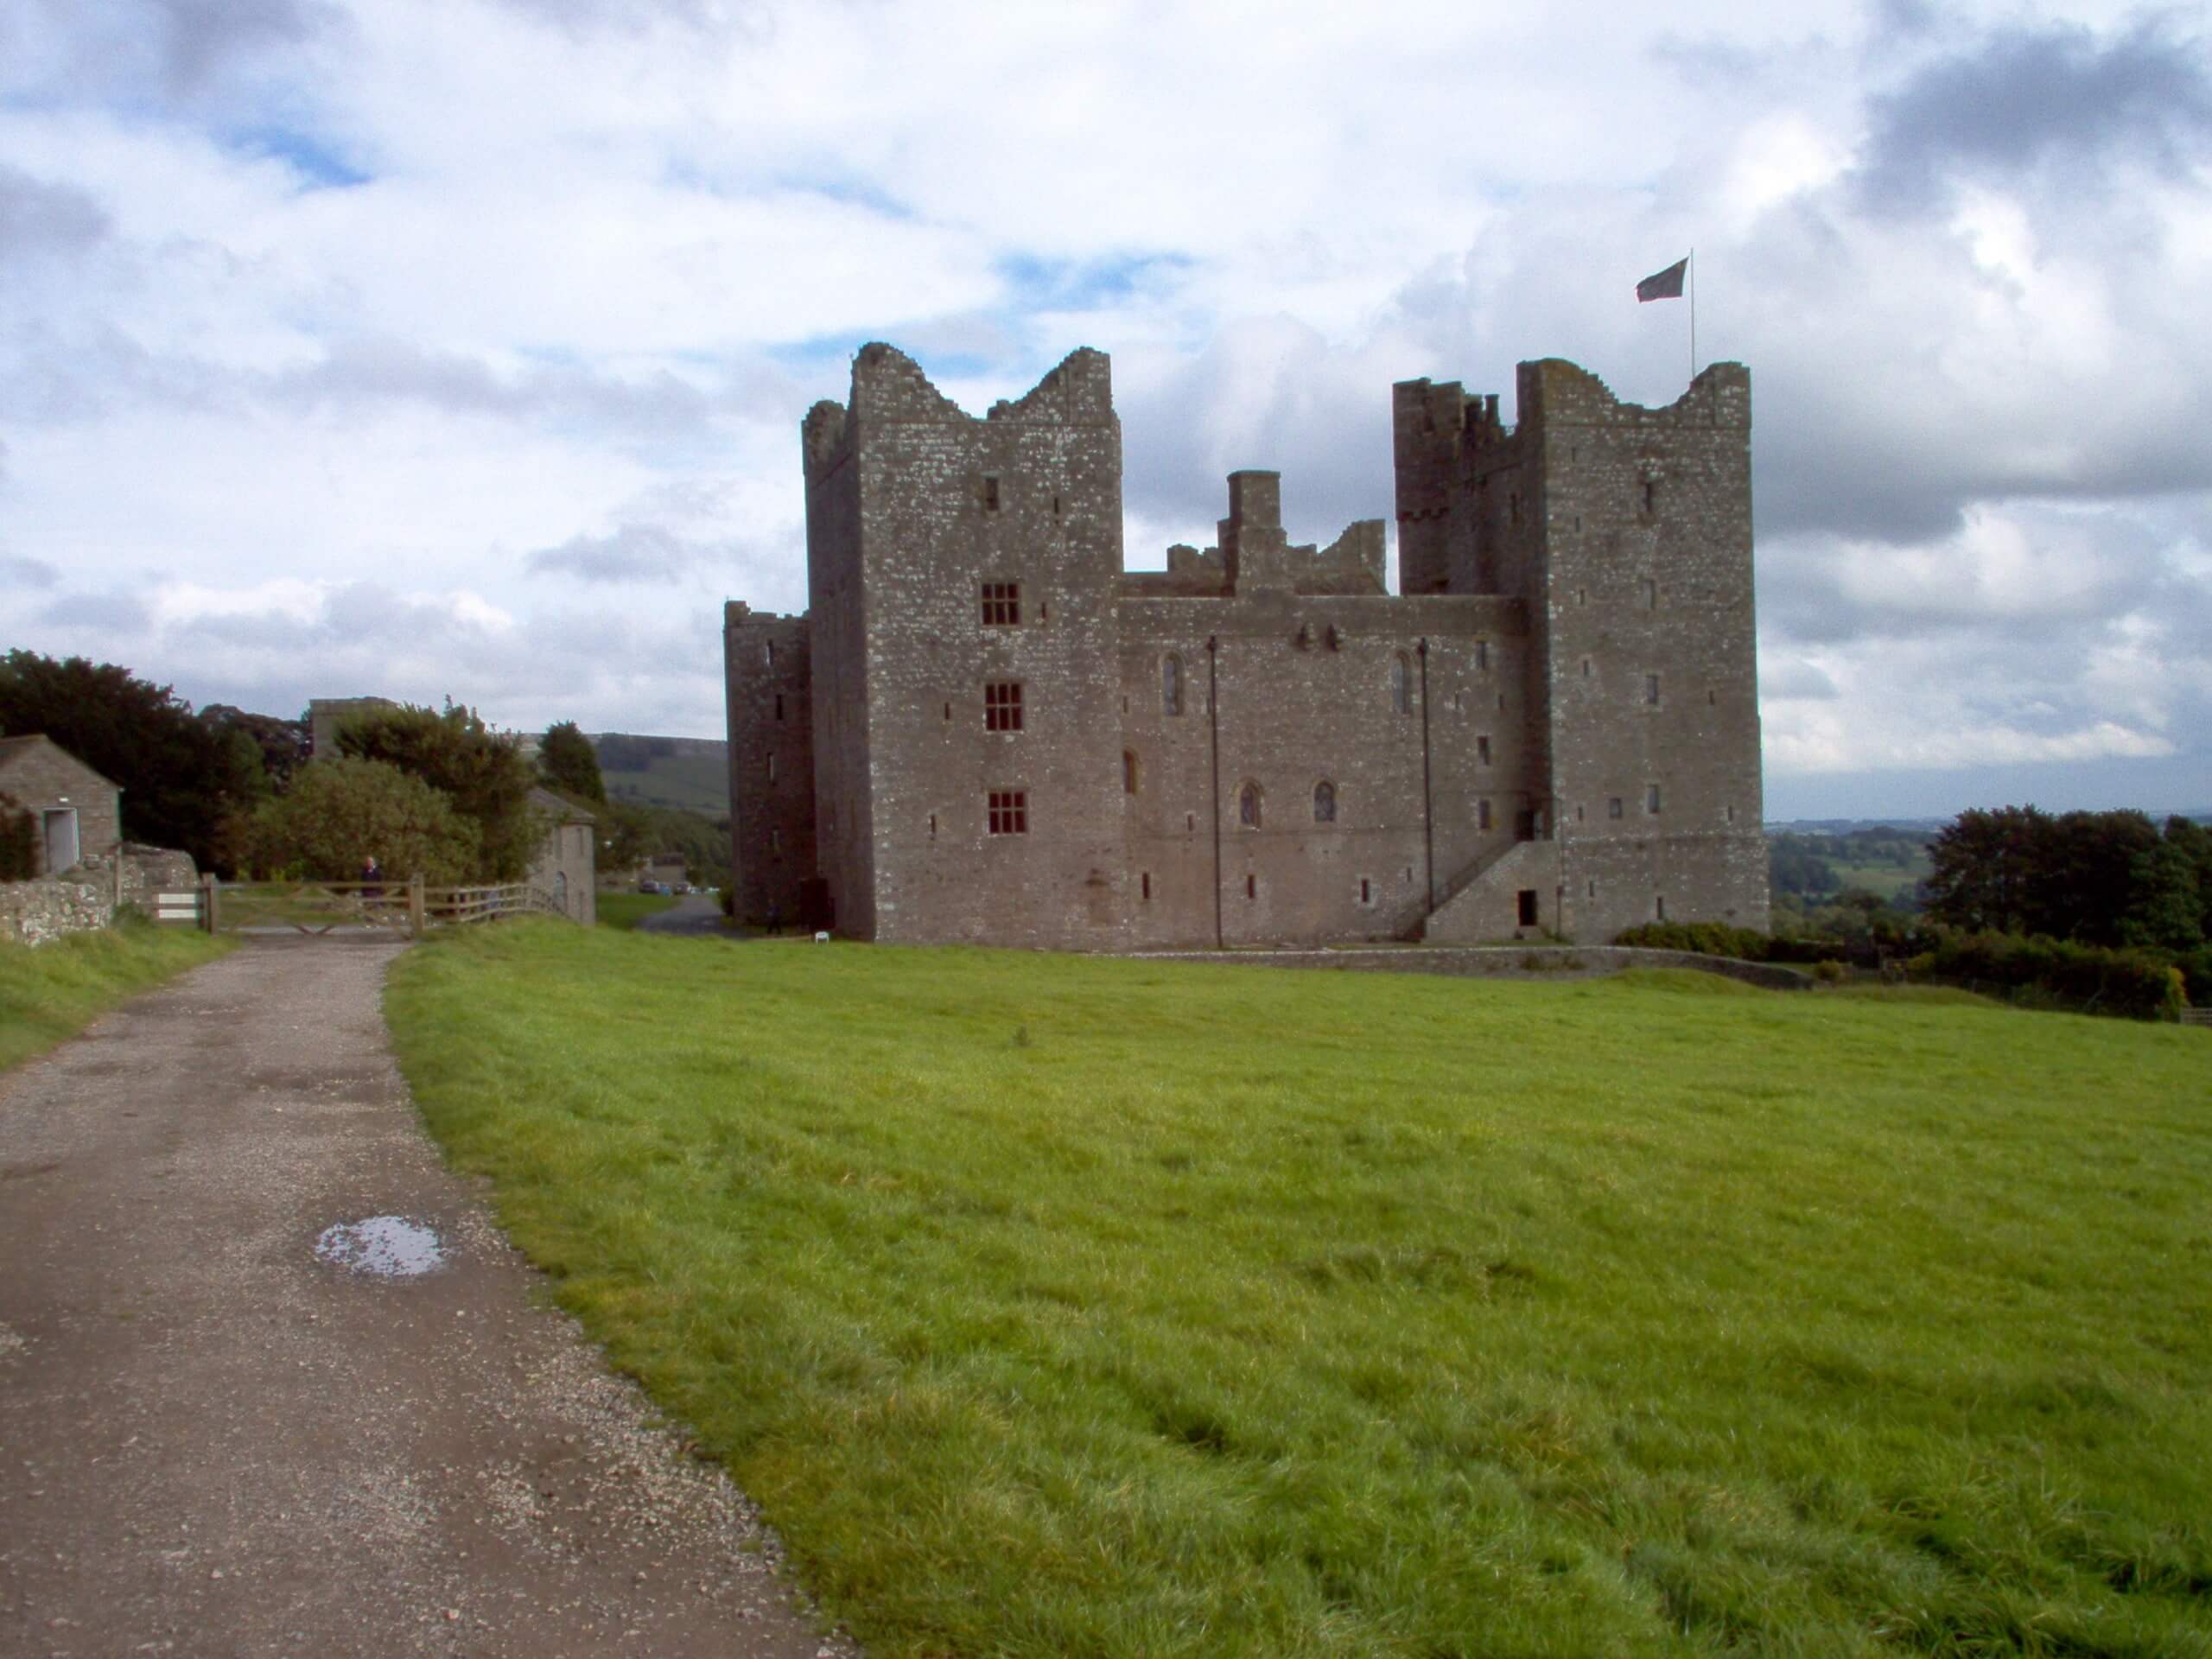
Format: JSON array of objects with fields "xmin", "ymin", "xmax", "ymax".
[{"xmin": 725, "ymin": 344, "xmax": 1766, "ymax": 949}]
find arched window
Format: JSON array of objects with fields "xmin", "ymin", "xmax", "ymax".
[
  {"xmin": 1162, "ymin": 654, "xmax": 1184, "ymax": 716},
  {"xmin": 1239, "ymin": 782, "xmax": 1262, "ymax": 830},
  {"xmin": 1391, "ymin": 653, "xmax": 1413, "ymax": 715},
  {"xmin": 1313, "ymin": 780, "xmax": 1336, "ymax": 823}
]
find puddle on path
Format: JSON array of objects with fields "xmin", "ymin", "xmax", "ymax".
[{"xmin": 315, "ymin": 1216, "xmax": 445, "ymax": 1277}]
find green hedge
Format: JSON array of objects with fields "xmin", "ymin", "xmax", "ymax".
[
  {"xmin": 1612, "ymin": 922, "xmax": 1846, "ymax": 964},
  {"xmin": 1907, "ymin": 931, "xmax": 2187, "ymax": 1022}
]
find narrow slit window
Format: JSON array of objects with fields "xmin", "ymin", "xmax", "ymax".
[
  {"xmin": 1647, "ymin": 785, "xmax": 1662, "ymax": 814},
  {"xmin": 1360, "ymin": 877, "xmax": 1371, "ymax": 905},
  {"xmin": 1313, "ymin": 780, "xmax": 1336, "ymax": 823},
  {"xmin": 774, "ymin": 693, "xmax": 784, "ymax": 721},
  {"xmin": 1239, "ymin": 782, "xmax": 1262, "ymax": 830},
  {"xmin": 982, "ymin": 582, "xmax": 1020, "ymax": 626},
  {"xmin": 929, "ymin": 813, "xmax": 937, "ymax": 839},
  {"xmin": 766, "ymin": 753, "xmax": 776, "ymax": 783},
  {"xmin": 1477, "ymin": 734, "xmax": 1491, "ymax": 766},
  {"xmin": 1122, "ymin": 750, "xmax": 1138, "ymax": 794},
  {"xmin": 1656, "ymin": 893, "xmax": 1668, "ymax": 920},
  {"xmin": 1162, "ymin": 653, "xmax": 1184, "ymax": 716},
  {"xmin": 1478, "ymin": 798, "xmax": 1493, "ymax": 831},
  {"xmin": 987, "ymin": 791, "xmax": 1027, "ymax": 835},
  {"xmin": 1642, "ymin": 577, "xmax": 1657, "ymax": 609},
  {"xmin": 1245, "ymin": 874, "xmax": 1256, "ymax": 900},
  {"xmin": 984, "ymin": 681, "xmax": 1024, "ymax": 732},
  {"xmin": 1476, "ymin": 640, "xmax": 1490, "ymax": 672},
  {"xmin": 1645, "ymin": 673, "xmax": 1661, "ymax": 707},
  {"xmin": 983, "ymin": 476, "xmax": 1001, "ymax": 512},
  {"xmin": 1642, "ymin": 480, "xmax": 1656, "ymax": 516},
  {"xmin": 1608, "ymin": 797, "xmax": 1624, "ymax": 819},
  {"xmin": 1141, "ymin": 871, "xmax": 1151, "ymax": 901},
  {"xmin": 1392, "ymin": 653, "xmax": 1413, "ymax": 715}
]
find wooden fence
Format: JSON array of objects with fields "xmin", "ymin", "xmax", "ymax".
[{"xmin": 158, "ymin": 875, "xmax": 572, "ymax": 937}]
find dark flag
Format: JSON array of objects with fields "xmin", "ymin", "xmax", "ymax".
[{"xmin": 1637, "ymin": 257, "xmax": 1688, "ymax": 302}]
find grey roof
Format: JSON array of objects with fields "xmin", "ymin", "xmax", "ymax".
[{"xmin": 0, "ymin": 734, "xmax": 123, "ymax": 791}]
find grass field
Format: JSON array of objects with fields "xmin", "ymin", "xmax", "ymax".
[
  {"xmin": 0, "ymin": 917, "xmax": 232, "ymax": 1073},
  {"xmin": 384, "ymin": 926, "xmax": 2212, "ymax": 1658},
  {"xmin": 594, "ymin": 892, "xmax": 680, "ymax": 931}
]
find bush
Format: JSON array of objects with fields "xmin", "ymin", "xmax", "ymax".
[
  {"xmin": 0, "ymin": 791, "xmax": 35, "ymax": 881},
  {"xmin": 1615, "ymin": 921, "xmax": 1771, "ymax": 960},
  {"xmin": 237, "ymin": 756, "xmax": 481, "ymax": 883},
  {"xmin": 1910, "ymin": 930, "xmax": 2188, "ymax": 1021},
  {"xmin": 2177, "ymin": 946, "xmax": 2212, "ymax": 1007},
  {"xmin": 1812, "ymin": 959, "xmax": 1847, "ymax": 984}
]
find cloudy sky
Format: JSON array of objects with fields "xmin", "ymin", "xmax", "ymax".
[{"xmin": 3, "ymin": 0, "xmax": 2207, "ymax": 820}]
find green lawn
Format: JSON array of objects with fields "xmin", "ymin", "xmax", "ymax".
[
  {"xmin": 1, "ymin": 916, "xmax": 232, "ymax": 1073},
  {"xmin": 594, "ymin": 891, "xmax": 680, "ymax": 930},
  {"xmin": 384, "ymin": 925, "xmax": 2212, "ymax": 1658}
]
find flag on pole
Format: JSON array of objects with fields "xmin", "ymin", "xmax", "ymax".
[{"xmin": 1636, "ymin": 257, "xmax": 1688, "ymax": 302}]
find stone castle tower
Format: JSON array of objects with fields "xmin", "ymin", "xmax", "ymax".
[{"xmin": 726, "ymin": 344, "xmax": 1766, "ymax": 947}]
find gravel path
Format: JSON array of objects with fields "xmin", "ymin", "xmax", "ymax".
[{"xmin": 0, "ymin": 935, "xmax": 860, "ymax": 1658}]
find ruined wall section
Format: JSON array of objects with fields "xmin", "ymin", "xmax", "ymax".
[
  {"xmin": 723, "ymin": 602, "xmax": 816, "ymax": 927},
  {"xmin": 845, "ymin": 345, "xmax": 1128, "ymax": 946},
  {"xmin": 1516, "ymin": 359, "xmax": 1768, "ymax": 938}
]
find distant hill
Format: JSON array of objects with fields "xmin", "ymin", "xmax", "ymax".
[{"xmin": 588, "ymin": 734, "xmax": 728, "ymax": 817}]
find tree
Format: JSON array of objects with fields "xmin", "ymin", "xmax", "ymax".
[
  {"xmin": 238, "ymin": 757, "xmax": 480, "ymax": 883},
  {"xmin": 201, "ymin": 705, "xmax": 309, "ymax": 791},
  {"xmin": 334, "ymin": 701, "xmax": 537, "ymax": 880},
  {"xmin": 538, "ymin": 721, "xmax": 607, "ymax": 804},
  {"xmin": 0, "ymin": 792, "xmax": 36, "ymax": 881},
  {"xmin": 0, "ymin": 650, "xmax": 269, "ymax": 872},
  {"xmin": 1923, "ymin": 806, "xmax": 2054, "ymax": 935},
  {"xmin": 2164, "ymin": 817, "xmax": 2212, "ymax": 941}
]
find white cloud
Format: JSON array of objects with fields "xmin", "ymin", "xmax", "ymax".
[{"xmin": 0, "ymin": 0, "xmax": 2204, "ymax": 816}]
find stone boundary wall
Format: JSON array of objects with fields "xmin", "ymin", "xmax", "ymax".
[
  {"xmin": 0, "ymin": 875, "xmax": 114, "ymax": 947},
  {"xmin": 1128, "ymin": 943, "xmax": 1811, "ymax": 991},
  {"xmin": 0, "ymin": 848, "xmax": 198, "ymax": 947}
]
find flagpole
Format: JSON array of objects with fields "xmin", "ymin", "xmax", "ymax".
[{"xmin": 1688, "ymin": 246, "xmax": 1697, "ymax": 382}]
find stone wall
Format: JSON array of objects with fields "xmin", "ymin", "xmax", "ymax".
[
  {"xmin": 1135, "ymin": 944, "xmax": 1811, "ymax": 991},
  {"xmin": 0, "ymin": 847, "xmax": 200, "ymax": 946},
  {"xmin": 0, "ymin": 876, "xmax": 114, "ymax": 946}
]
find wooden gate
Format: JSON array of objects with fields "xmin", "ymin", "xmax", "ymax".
[{"xmin": 194, "ymin": 876, "xmax": 574, "ymax": 937}]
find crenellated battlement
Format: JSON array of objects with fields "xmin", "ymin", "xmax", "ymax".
[{"xmin": 1516, "ymin": 358, "xmax": 1750, "ymax": 432}]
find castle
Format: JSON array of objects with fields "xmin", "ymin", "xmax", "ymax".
[{"xmin": 723, "ymin": 344, "xmax": 1766, "ymax": 949}]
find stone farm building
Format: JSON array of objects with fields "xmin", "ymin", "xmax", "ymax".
[
  {"xmin": 724, "ymin": 344, "xmax": 1766, "ymax": 950},
  {"xmin": 0, "ymin": 734, "xmax": 122, "ymax": 877}
]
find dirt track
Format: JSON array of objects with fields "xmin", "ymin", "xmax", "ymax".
[{"xmin": 0, "ymin": 935, "xmax": 858, "ymax": 1658}]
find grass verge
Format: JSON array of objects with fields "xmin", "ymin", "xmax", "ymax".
[
  {"xmin": 385, "ymin": 925, "xmax": 2212, "ymax": 1658},
  {"xmin": 596, "ymin": 893, "xmax": 680, "ymax": 931},
  {"xmin": 0, "ymin": 915, "xmax": 233, "ymax": 1074}
]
